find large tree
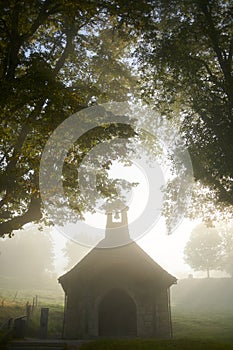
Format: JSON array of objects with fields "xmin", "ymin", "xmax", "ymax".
[
  {"xmin": 0, "ymin": 0, "xmax": 145, "ymax": 237},
  {"xmin": 137, "ymin": 0, "xmax": 233, "ymax": 217}
]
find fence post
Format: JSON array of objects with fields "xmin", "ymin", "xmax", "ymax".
[
  {"xmin": 39, "ymin": 308, "xmax": 49, "ymax": 339},
  {"xmin": 32, "ymin": 297, "xmax": 35, "ymax": 315},
  {"xmin": 26, "ymin": 302, "xmax": 31, "ymax": 323}
]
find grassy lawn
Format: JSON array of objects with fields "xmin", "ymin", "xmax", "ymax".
[
  {"xmin": 0, "ymin": 288, "xmax": 64, "ymax": 339},
  {"xmin": 1, "ymin": 304, "xmax": 232, "ymax": 341},
  {"xmin": 79, "ymin": 309, "xmax": 233, "ymax": 350},
  {"xmin": 0, "ymin": 304, "xmax": 64, "ymax": 339},
  {"xmin": 1, "ymin": 286, "xmax": 233, "ymax": 349},
  {"xmin": 79, "ymin": 339, "xmax": 233, "ymax": 350},
  {"xmin": 0, "ymin": 287, "xmax": 64, "ymax": 305},
  {"xmin": 172, "ymin": 309, "xmax": 233, "ymax": 341}
]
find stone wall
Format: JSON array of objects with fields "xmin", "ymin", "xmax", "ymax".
[{"xmin": 63, "ymin": 284, "xmax": 172, "ymax": 339}]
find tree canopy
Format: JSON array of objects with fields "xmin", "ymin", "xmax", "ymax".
[
  {"xmin": 137, "ymin": 0, "xmax": 233, "ymax": 217},
  {"xmin": 0, "ymin": 0, "xmax": 140, "ymax": 236},
  {"xmin": 184, "ymin": 221, "xmax": 233, "ymax": 277},
  {"xmin": 0, "ymin": 0, "xmax": 232, "ymax": 237}
]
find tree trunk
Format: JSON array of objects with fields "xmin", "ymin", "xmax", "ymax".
[{"xmin": 207, "ymin": 268, "xmax": 210, "ymax": 278}]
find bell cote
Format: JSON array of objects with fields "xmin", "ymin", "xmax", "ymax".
[{"xmin": 104, "ymin": 200, "xmax": 130, "ymax": 242}]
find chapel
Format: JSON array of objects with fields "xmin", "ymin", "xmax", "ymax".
[{"xmin": 59, "ymin": 202, "xmax": 177, "ymax": 339}]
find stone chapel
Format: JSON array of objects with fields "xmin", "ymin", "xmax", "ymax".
[{"xmin": 59, "ymin": 203, "xmax": 177, "ymax": 339}]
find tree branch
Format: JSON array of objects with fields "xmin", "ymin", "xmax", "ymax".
[
  {"xmin": 0, "ymin": 100, "xmax": 45, "ymax": 192},
  {"xmin": 192, "ymin": 156, "xmax": 233, "ymax": 206},
  {"xmin": 0, "ymin": 195, "xmax": 42, "ymax": 237},
  {"xmin": 228, "ymin": 36, "xmax": 233, "ymax": 66},
  {"xmin": 4, "ymin": 0, "xmax": 60, "ymax": 80},
  {"xmin": 21, "ymin": 0, "xmax": 61, "ymax": 43},
  {"xmin": 189, "ymin": 55, "xmax": 224, "ymax": 88},
  {"xmin": 200, "ymin": 3, "xmax": 229, "ymax": 81},
  {"xmin": 53, "ymin": 30, "xmax": 74, "ymax": 75},
  {"xmin": 5, "ymin": 2, "xmax": 21, "ymax": 79}
]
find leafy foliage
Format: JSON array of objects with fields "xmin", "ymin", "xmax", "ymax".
[
  {"xmin": 1, "ymin": 0, "xmax": 232, "ymax": 238},
  {"xmin": 184, "ymin": 221, "xmax": 233, "ymax": 277},
  {"xmin": 137, "ymin": 0, "xmax": 233, "ymax": 215},
  {"xmin": 0, "ymin": 0, "xmax": 138, "ymax": 236}
]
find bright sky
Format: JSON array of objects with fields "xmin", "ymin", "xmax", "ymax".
[
  {"xmin": 52, "ymin": 161, "xmax": 201, "ymax": 279},
  {"xmin": 52, "ymin": 217, "xmax": 199, "ymax": 279}
]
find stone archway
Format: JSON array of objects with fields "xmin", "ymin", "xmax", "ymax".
[{"xmin": 98, "ymin": 289, "xmax": 137, "ymax": 337}]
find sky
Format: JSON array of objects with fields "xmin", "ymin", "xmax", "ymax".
[
  {"xmin": 52, "ymin": 217, "xmax": 199, "ymax": 279},
  {"xmin": 52, "ymin": 161, "xmax": 202, "ymax": 279}
]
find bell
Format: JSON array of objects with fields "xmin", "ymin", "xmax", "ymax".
[{"xmin": 114, "ymin": 211, "xmax": 120, "ymax": 220}]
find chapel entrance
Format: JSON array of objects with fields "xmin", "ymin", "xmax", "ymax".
[{"xmin": 98, "ymin": 289, "xmax": 137, "ymax": 337}]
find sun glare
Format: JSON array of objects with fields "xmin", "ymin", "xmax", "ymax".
[{"xmin": 52, "ymin": 159, "xmax": 199, "ymax": 278}]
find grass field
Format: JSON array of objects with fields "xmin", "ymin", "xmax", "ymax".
[
  {"xmin": 172, "ymin": 309, "xmax": 233, "ymax": 341},
  {"xmin": 1, "ymin": 284, "xmax": 233, "ymax": 348},
  {"xmin": 1, "ymin": 303, "xmax": 232, "ymax": 342},
  {"xmin": 79, "ymin": 339, "xmax": 233, "ymax": 350}
]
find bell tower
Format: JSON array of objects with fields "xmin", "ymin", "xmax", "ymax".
[{"xmin": 104, "ymin": 199, "xmax": 130, "ymax": 245}]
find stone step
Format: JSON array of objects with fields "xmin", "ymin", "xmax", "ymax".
[
  {"xmin": 6, "ymin": 339, "xmax": 90, "ymax": 350},
  {"xmin": 8, "ymin": 347, "xmax": 64, "ymax": 350},
  {"xmin": 7, "ymin": 341, "xmax": 65, "ymax": 350}
]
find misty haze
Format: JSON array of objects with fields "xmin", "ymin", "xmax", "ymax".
[{"xmin": 1, "ymin": 0, "xmax": 233, "ymax": 349}]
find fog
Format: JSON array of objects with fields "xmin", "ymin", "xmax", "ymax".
[
  {"xmin": 0, "ymin": 226, "xmax": 56, "ymax": 289},
  {"xmin": 0, "ymin": 223, "xmax": 231, "ymax": 296}
]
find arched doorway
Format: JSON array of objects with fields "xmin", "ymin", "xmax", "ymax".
[{"xmin": 98, "ymin": 289, "xmax": 137, "ymax": 336}]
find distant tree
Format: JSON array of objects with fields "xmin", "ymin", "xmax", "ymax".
[
  {"xmin": 0, "ymin": 226, "xmax": 54, "ymax": 287},
  {"xmin": 219, "ymin": 222, "xmax": 233, "ymax": 277},
  {"xmin": 62, "ymin": 240, "xmax": 89, "ymax": 271},
  {"xmin": 184, "ymin": 223, "xmax": 222, "ymax": 278},
  {"xmin": 223, "ymin": 250, "xmax": 233, "ymax": 278}
]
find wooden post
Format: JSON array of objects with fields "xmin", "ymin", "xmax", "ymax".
[
  {"xmin": 39, "ymin": 308, "xmax": 49, "ymax": 339},
  {"xmin": 13, "ymin": 291, "xmax": 18, "ymax": 302},
  {"xmin": 32, "ymin": 297, "xmax": 35, "ymax": 314},
  {"xmin": 26, "ymin": 301, "xmax": 31, "ymax": 323}
]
